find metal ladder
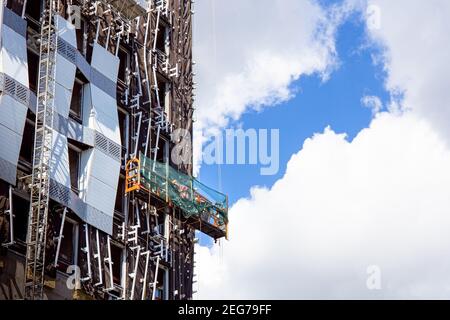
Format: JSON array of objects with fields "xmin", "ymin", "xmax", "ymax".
[{"xmin": 24, "ymin": 0, "xmax": 58, "ymax": 300}]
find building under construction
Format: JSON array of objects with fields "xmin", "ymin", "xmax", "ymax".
[{"xmin": 0, "ymin": 0, "xmax": 228, "ymax": 300}]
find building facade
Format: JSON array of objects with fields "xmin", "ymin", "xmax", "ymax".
[{"xmin": 0, "ymin": 0, "xmax": 227, "ymax": 300}]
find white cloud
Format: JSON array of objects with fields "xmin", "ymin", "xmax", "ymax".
[
  {"xmin": 192, "ymin": 0, "xmax": 352, "ymax": 174},
  {"xmin": 193, "ymin": 0, "xmax": 337, "ymax": 131},
  {"xmin": 361, "ymin": 95, "xmax": 383, "ymax": 114},
  {"xmin": 195, "ymin": 112, "xmax": 450, "ymax": 299},
  {"xmin": 193, "ymin": 0, "xmax": 450, "ymax": 299},
  {"xmin": 365, "ymin": 0, "xmax": 450, "ymax": 142}
]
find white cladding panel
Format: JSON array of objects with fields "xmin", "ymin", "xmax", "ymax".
[
  {"xmin": 88, "ymin": 114, "xmax": 121, "ymax": 144},
  {"xmin": 84, "ymin": 176, "xmax": 116, "ymax": 217},
  {"xmin": 55, "ymin": 54, "xmax": 76, "ymax": 90},
  {"xmin": 91, "ymin": 43, "xmax": 120, "ymax": 81},
  {"xmin": 81, "ymin": 126, "xmax": 95, "ymax": 146},
  {"xmin": 88, "ymin": 149, "xmax": 120, "ymax": 190},
  {"xmin": 0, "ymin": 95, "xmax": 27, "ymax": 134},
  {"xmin": 80, "ymin": 42, "xmax": 120, "ymax": 235},
  {"xmin": 82, "ymin": 83, "xmax": 92, "ymax": 122},
  {"xmin": 56, "ymin": 15, "xmax": 77, "ymax": 46},
  {"xmin": 54, "ymin": 17, "xmax": 76, "ymax": 118},
  {"xmin": 90, "ymin": 85, "xmax": 119, "ymax": 121},
  {"xmin": 54, "ymin": 82, "xmax": 72, "ymax": 118},
  {"xmin": 0, "ymin": 124, "xmax": 22, "ymax": 163},
  {"xmin": 0, "ymin": 15, "xmax": 29, "ymax": 184},
  {"xmin": 50, "ymin": 130, "xmax": 71, "ymax": 188},
  {"xmin": 84, "ymin": 84, "xmax": 120, "ymax": 142},
  {"xmin": 0, "ymin": 25, "xmax": 28, "ymax": 86},
  {"xmin": 78, "ymin": 148, "xmax": 93, "ymax": 198}
]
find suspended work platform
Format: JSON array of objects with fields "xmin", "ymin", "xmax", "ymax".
[{"xmin": 125, "ymin": 153, "xmax": 228, "ymax": 240}]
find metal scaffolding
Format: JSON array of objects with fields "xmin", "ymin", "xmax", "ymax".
[
  {"xmin": 0, "ymin": 0, "xmax": 224, "ymax": 301},
  {"xmin": 24, "ymin": 0, "xmax": 59, "ymax": 300}
]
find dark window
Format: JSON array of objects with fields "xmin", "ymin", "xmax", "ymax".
[
  {"xmin": 58, "ymin": 215, "xmax": 78, "ymax": 272},
  {"xmin": 70, "ymin": 79, "xmax": 84, "ymax": 121},
  {"xmin": 59, "ymin": 219, "xmax": 78, "ymax": 267},
  {"xmin": 25, "ymin": 0, "xmax": 43, "ymax": 23},
  {"xmin": 157, "ymin": 213, "xmax": 166, "ymax": 237},
  {"xmin": 12, "ymin": 195, "xmax": 29, "ymax": 243},
  {"xmin": 156, "ymin": 24, "xmax": 166, "ymax": 53},
  {"xmin": 19, "ymin": 120, "xmax": 34, "ymax": 164},
  {"xmin": 157, "ymin": 80, "xmax": 166, "ymax": 109},
  {"xmin": 76, "ymin": 19, "xmax": 87, "ymax": 54},
  {"xmin": 157, "ymin": 138, "xmax": 168, "ymax": 163},
  {"xmin": 115, "ymin": 177, "xmax": 125, "ymax": 213},
  {"xmin": 110, "ymin": 243, "xmax": 123, "ymax": 285},
  {"xmin": 27, "ymin": 50, "xmax": 39, "ymax": 93},
  {"xmin": 118, "ymin": 110, "xmax": 128, "ymax": 150},
  {"xmin": 155, "ymin": 268, "xmax": 166, "ymax": 300},
  {"xmin": 68, "ymin": 146, "xmax": 81, "ymax": 193},
  {"xmin": 118, "ymin": 49, "xmax": 129, "ymax": 83}
]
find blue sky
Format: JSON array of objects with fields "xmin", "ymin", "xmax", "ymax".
[
  {"xmin": 198, "ymin": 8, "xmax": 390, "ymax": 206},
  {"xmin": 194, "ymin": 0, "xmax": 450, "ymax": 299}
]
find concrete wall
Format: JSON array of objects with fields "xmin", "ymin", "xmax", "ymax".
[{"xmin": 0, "ymin": 251, "xmax": 76, "ymax": 300}]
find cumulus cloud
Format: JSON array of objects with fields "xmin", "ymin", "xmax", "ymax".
[
  {"xmin": 193, "ymin": 0, "xmax": 450, "ymax": 299},
  {"xmin": 192, "ymin": 0, "xmax": 354, "ymax": 174},
  {"xmin": 195, "ymin": 112, "xmax": 450, "ymax": 299},
  {"xmin": 193, "ymin": 0, "xmax": 338, "ymax": 131},
  {"xmin": 361, "ymin": 95, "xmax": 383, "ymax": 114},
  {"xmin": 365, "ymin": 0, "xmax": 450, "ymax": 142}
]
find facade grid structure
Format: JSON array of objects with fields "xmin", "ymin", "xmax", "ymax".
[{"xmin": 0, "ymin": 0, "xmax": 227, "ymax": 300}]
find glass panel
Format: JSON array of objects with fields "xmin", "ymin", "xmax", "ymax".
[
  {"xmin": 70, "ymin": 80, "xmax": 83, "ymax": 120},
  {"xmin": 68, "ymin": 148, "xmax": 80, "ymax": 192},
  {"xmin": 60, "ymin": 223, "xmax": 74, "ymax": 264}
]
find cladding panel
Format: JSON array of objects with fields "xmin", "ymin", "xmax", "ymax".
[
  {"xmin": 0, "ymin": 94, "xmax": 27, "ymax": 134},
  {"xmin": 91, "ymin": 43, "xmax": 120, "ymax": 81},
  {"xmin": 0, "ymin": 9, "xmax": 28, "ymax": 186},
  {"xmin": 56, "ymin": 15, "xmax": 77, "ymax": 46},
  {"xmin": 0, "ymin": 25, "xmax": 28, "ymax": 86},
  {"xmin": 50, "ymin": 130, "xmax": 71, "ymax": 189},
  {"xmin": 54, "ymin": 82, "xmax": 72, "ymax": 118},
  {"xmin": 0, "ymin": 123, "xmax": 22, "ymax": 163},
  {"xmin": 84, "ymin": 175, "xmax": 117, "ymax": 219},
  {"xmin": 89, "ymin": 149, "xmax": 121, "ymax": 190}
]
